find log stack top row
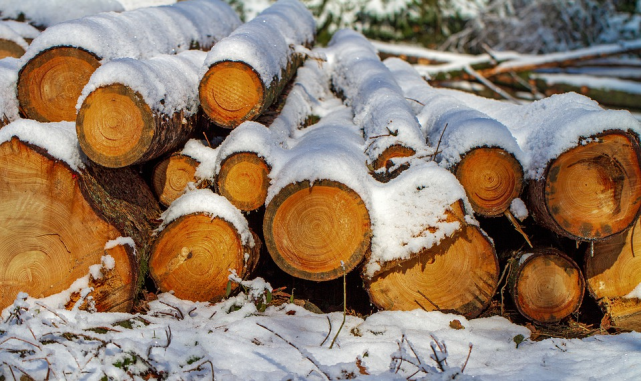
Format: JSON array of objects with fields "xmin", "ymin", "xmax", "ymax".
[{"xmin": 1, "ymin": 0, "xmax": 641, "ymax": 331}]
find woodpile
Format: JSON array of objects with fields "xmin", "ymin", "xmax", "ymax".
[{"xmin": 2, "ymin": 0, "xmax": 641, "ymax": 335}]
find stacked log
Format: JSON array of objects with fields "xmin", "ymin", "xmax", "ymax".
[
  {"xmin": 17, "ymin": 0, "xmax": 240, "ymax": 122},
  {"xmin": 363, "ymin": 162, "xmax": 499, "ymax": 317},
  {"xmin": 149, "ymin": 189, "xmax": 260, "ymax": 302},
  {"xmin": 76, "ymin": 50, "xmax": 208, "ymax": 168},
  {"xmin": 509, "ymin": 248, "xmax": 585, "ymax": 324},
  {"xmin": 385, "ymin": 57, "xmax": 526, "ymax": 218},
  {"xmin": 0, "ymin": 120, "xmax": 159, "ymax": 311},
  {"xmin": 586, "ymin": 217, "xmax": 641, "ymax": 331},
  {"xmin": 199, "ymin": 0, "xmax": 316, "ymax": 128},
  {"xmin": 328, "ymin": 29, "xmax": 429, "ymax": 180},
  {"xmin": 152, "ymin": 139, "xmax": 219, "ymax": 207},
  {"xmin": 263, "ymin": 117, "xmax": 373, "ymax": 281}
]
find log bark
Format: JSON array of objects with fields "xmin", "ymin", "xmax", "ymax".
[
  {"xmin": 18, "ymin": 46, "xmax": 101, "ymax": 122},
  {"xmin": 509, "ymin": 247, "xmax": 585, "ymax": 324},
  {"xmin": 455, "ymin": 147, "xmax": 524, "ymax": 216},
  {"xmin": 586, "ymin": 217, "xmax": 641, "ymax": 331},
  {"xmin": 364, "ymin": 202, "xmax": 499, "ymax": 318},
  {"xmin": 217, "ymin": 152, "xmax": 271, "ymax": 211},
  {"xmin": 149, "ymin": 214, "xmax": 260, "ymax": 302},
  {"xmin": 77, "ymin": 83, "xmax": 203, "ymax": 168},
  {"xmin": 0, "ymin": 137, "xmax": 159, "ymax": 311},
  {"xmin": 528, "ymin": 131, "xmax": 641, "ymax": 241},
  {"xmin": 0, "ymin": 38, "xmax": 25, "ymax": 59},
  {"xmin": 263, "ymin": 180, "xmax": 372, "ymax": 281}
]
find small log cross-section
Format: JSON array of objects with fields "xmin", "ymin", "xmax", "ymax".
[
  {"xmin": 529, "ymin": 131, "xmax": 641, "ymax": 241},
  {"xmin": 509, "ymin": 248, "xmax": 585, "ymax": 324},
  {"xmin": 150, "ymin": 215, "xmax": 259, "ymax": 302},
  {"xmin": 263, "ymin": 180, "xmax": 372, "ymax": 281},
  {"xmin": 217, "ymin": 152, "xmax": 271, "ymax": 211},
  {"xmin": 153, "ymin": 154, "xmax": 201, "ymax": 207},
  {"xmin": 0, "ymin": 39, "xmax": 25, "ymax": 59},
  {"xmin": 0, "ymin": 134, "xmax": 157, "ymax": 311},
  {"xmin": 199, "ymin": 0, "xmax": 316, "ymax": 128},
  {"xmin": 455, "ymin": 147, "xmax": 524, "ymax": 216},
  {"xmin": 365, "ymin": 202, "xmax": 499, "ymax": 318},
  {"xmin": 586, "ymin": 217, "xmax": 641, "ymax": 331}
]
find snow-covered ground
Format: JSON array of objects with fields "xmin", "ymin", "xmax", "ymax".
[{"xmin": 1, "ymin": 286, "xmax": 640, "ymax": 380}]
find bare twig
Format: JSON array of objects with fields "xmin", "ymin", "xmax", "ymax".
[
  {"xmin": 147, "ymin": 326, "xmax": 172, "ymax": 357},
  {"xmin": 329, "ymin": 269, "xmax": 347, "ymax": 349},
  {"xmin": 158, "ymin": 301, "xmax": 184, "ymax": 320},
  {"xmin": 504, "ymin": 210, "xmax": 533, "ymax": 248},
  {"xmin": 0, "ymin": 337, "xmax": 41, "ymax": 350},
  {"xmin": 461, "ymin": 343, "xmax": 473, "ymax": 373},
  {"xmin": 257, "ymin": 323, "xmax": 331, "ymax": 381},
  {"xmin": 185, "ymin": 359, "xmax": 215, "ymax": 381},
  {"xmin": 464, "ymin": 65, "xmax": 521, "ymax": 104},
  {"xmin": 320, "ymin": 316, "xmax": 332, "ymax": 346},
  {"xmin": 431, "ymin": 123, "xmax": 448, "ymax": 161}
]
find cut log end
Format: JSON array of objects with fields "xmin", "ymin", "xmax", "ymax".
[
  {"xmin": 0, "ymin": 39, "xmax": 26, "ymax": 59},
  {"xmin": 217, "ymin": 152, "xmax": 270, "ymax": 211},
  {"xmin": 153, "ymin": 154, "xmax": 200, "ymax": 207},
  {"xmin": 511, "ymin": 248, "xmax": 585, "ymax": 324},
  {"xmin": 366, "ymin": 224, "xmax": 498, "ymax": 318},
  {"xmin": 18, "ymin": 46, "xmax": 100, "ymax": 122},
  {"xmin": 587, "ymin": 217, "xmax": 641, "ymax": 330},
  {"xmin": 0, "ymin": 138, "xmax": 127, "ymax": 310},
  {"xmin": 455, "ymin": 147, "xmax": 524, "ymax": 216},
  {"xmin": 263, "ymin": 180, "xmax": 371, "ymax": 281},
  {"xmin": 199, "ymin": 61, "xmax": 264, "ymax": 128},
  {"xmin": 77, "ymin": 84, "xmax": 155, "ymax": 168},
  {"xmin": 150, "ymin": 214, "xmax": 256, "ymax": 302},
  {"xmin": 370, "ymin": 145, "xmax": 415, "ymax": 182}
]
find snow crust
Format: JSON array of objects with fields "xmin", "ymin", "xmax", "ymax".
[
  {"xmin": 157, "ymin": 189, "xmax": 254, "ymax": 247},
  {"xmin": 21, "ymin": 0, "xmax": 240, "ymax": 64},
  {"xmin": 0, "ymin": 58, "xmax": 20, "ymax": 124},
  {"xmin": 78, "ymin": 50, "xmax": 206, "ymax": 115},
  {"xmin": 534, "ymin": 73, "xmax": 641, "ymax": 94},
  {"xmin": 385, "ymin": 57, "xmax": 527, "ymax": 169},
  {"xmin": 327, "ymin": 29, "xmax": 429, "ymax": 165},
  {"xmin": 435, "ymin": 90, "xmax": 641, "ymax": 179},
  {"xmin": 510, "ymin": 198, "xmax": 529, "ymax": 221},
  {"xmin": 0, "ymin": 120, "xmax": 85, "ymax": 171},
  {"xmin": 202, "ymin": 0, "xmax": 315, "ymax": 85},
  {"xmin": 104, "ymin": 236, "xmax": 136, "ymax": 258},
  {"xmin": 0, "ymin": 21, "xmax": 41, "ymax": 40},
  {"xmin": 180, "ymin": 139, "xmax": 220, "ymax": 182},
  {"xmin": 2, "ymin": 290, "xmax": 640, "ymax": 380},
  {"xmin": 0, "ymin": 0, "xmax": 125, "ymax": 27}
]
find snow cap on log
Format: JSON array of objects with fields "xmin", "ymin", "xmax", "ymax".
[
  {"xmin": 364, "ymin": 161, "xmax": 475, "ymax": 278},
  {"xmin": 0, "ymin": 119, "xmax": 84, "ymax": 171},
  {"xmin": 157, "ymin": 188, "xmax": 255, "ymax": 247},
  {"xmin": 181, "ymin": 139, "xmax": 220, "ymax": 183},
  {"xmin": 438, "ymin": 90, "xmax": 641, "ymax": 179},
  {"xmin": 215, "ymin": 121, "xmax": 280, "ymax": 176},
  {"xmin": 78, "ymin": 50, "xmax": 207, "ymax": 116},
  {"xmin": 265, "ymin": 108, "xmax": 371, "ymax": 206},
  {"xmin": 0, "ymin": 23, "xmax": 29, "ymax": 51},
  {"xmin": 0, "ymin": 0, "xmax": 125, "ymax": 28},
  {"xmin": 384, "ymin": 57, "xmax": 526, "ymax": 169},
  {"xmin": 202, "ymin": 0, "xmax": 315, "ymax": 86},
  {"xmin": 0, "ymin": 58, "xmax": 20, "ymax": 124},
  {"xmin": 1, "ymin": 21, "xmax": 40, "ymax": 41},
  {"xmin": 20, "ymin": 0, "xmax": 240, "ymax": 64},
  {"xmin": 326, "ymin": 29, "xmax": 429, "ymax": 169}
]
